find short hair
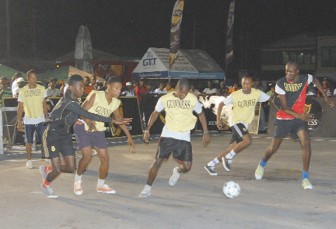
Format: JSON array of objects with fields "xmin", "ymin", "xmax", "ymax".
[
  {"xmin": 49, "ymin": 78, "xmax": 57, "ymax": 83},
  {"xmin": 0, "ymin": 76, "xmax": 7, "ymax": 81},
  {"xmin": 13, "ymin": 72, "xmax": 22, "ymax": 79},
  {"xmin": 106, "ymin": 76, "xmax": 121, "ymax": 84},
  {"xmin": 286, "ymin": 61, "xmax": 299, "ymax": 70},
  {"xmin": 26, "ymin": 70, "xmax": 37, "ymax": 79},
  {"xmin": 242, "ymin": 74, "xmax": 254, "ymax": 82},
  {"xmin": 176, "ymin": 78, "xmax": 190, "ymax": 90},
  {"xmin": 67, "ymin": 74, "xmax": 83, "ymax": 86}
]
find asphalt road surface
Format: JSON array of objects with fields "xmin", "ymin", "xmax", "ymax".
[{"xmin": 0, "ymin": 132, "xmax": 335, "ymax": 229}]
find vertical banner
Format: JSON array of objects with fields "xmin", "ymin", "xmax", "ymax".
[
  {"xmin": 169, "ymin": 0, "xmax": 185, "ymax": 81},
  {"xmin": 225, "ymin": 0, "xmax": 236, "ymax": 70}
]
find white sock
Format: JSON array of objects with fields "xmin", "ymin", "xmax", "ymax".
[
  {"xmin": 97, "ymin": 178, "xmax": 105, "ymax": 187},
  {"xmin": 225, "ymin": 150, "xmax": 236, "ymax": 160},
  {"xmin": 75, "ymin": 173, "xmax": 82, "ymax": 183},
  {"xmin": 144, "ymin": 184, "xmax": 151, "ymax": 190},
  {"xmin": 207, "ymin": 157, "xmax": 220, "ymax": 167}
]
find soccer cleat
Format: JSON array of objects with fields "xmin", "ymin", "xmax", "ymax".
[
  {"xmin": 26, "ymin": 160, "xmax": 33, "ymax": 169},
  {"xmin": 255, "ymin": 165, "xmax": 264, "ymax": 180},
  {"xmin": 74, "ymin": 181, "xmax": 83, "ymax": 196},
  {"xmin": 204, "ymin": 165, "xmax": 217, "ymax": 176},
  {"xmin": 169, "ymin": 167, "xmax": 181, "ymax": 187},
  {"xmin": 41, "ymin": 184, "xmax": 58, "ymax": 198},
  {"xmin": 302, "ymin": 178, "xmax": 313, "ymax": 190},
  {"xmin": 138, "ymin": 185, "xmax": 152, "ymax": 198},
  {"xmin": 96, "ymin": 184, "xmax": 116, "ymax": 194},
  {"xmin": 222, "ymin": 157, "xmax": 231, "ymax": 172}
]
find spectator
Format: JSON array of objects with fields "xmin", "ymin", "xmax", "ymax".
[
  {"xmin": 0, "ymin": 77, "xmax": 12, "ymax": 107},
  {"xmin": 165, "ymin": 82, "xmax": 175, "ymax": 93},
  {"xmin": 121, "ymin": 82, "xmax": 135, "ymax": 96},
  {"xmin": 91, "ymin": 75, "xmax": 98, "ymax": 89},
  {"xmin": 202, "ymin": 81, "xmax": 217, "ymax": 96},
  {"xmin": 317, "ymin": 78, "xmax": 333, "ymax": 97},
  {"xmin": 11, "ymin": 72, "xmax": 24, "ymax": 97},
  {"xmin": 228, "ymin": 82, "xmax": 239, "ymax": 94},
  {"xmin": 135, "ymin": 79, "xmax": 148, "ymax": 101},
  {"xmin": 189, "ymin": 84, "xmax": 201, "ymax": 97},
  {"xmin": 13, "ymin": 77, "xmax": 25, "ymax": 98},
  {"xmin": 83, "ymin": 76, "xmax": 94, "ymax": 96},
  {"xmin": 154, "ymin": 82, "xmax": 167, "ymax": 94},
  {"xmin": 217, "ymin": 81, "xmax": 228, "ymax": 96},
  {"xmin": 266, "ymin": 83, "xmax": 276, "ymax": 101},
  {"xmin": 46, "ymin": 78, "xmax": 61, "ymax": 97}
]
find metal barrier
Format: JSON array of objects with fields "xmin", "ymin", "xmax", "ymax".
[{"xmin": 0, "ymin": 107, "xmax": 18, "ymax": 154}]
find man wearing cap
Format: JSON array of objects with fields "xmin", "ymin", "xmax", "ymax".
[
  {"xmin": 11, "ymin": 73, "xmax": 24, "ymax": 98},
  {"xmin": 121, "ymin": 82, "xmax": 135, "ymax": 96},
  {"xmin": 46, "ymin": 78, "xmax": 61, "ymax": 97}
]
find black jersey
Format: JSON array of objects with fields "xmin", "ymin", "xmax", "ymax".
[{"xmin": 49, "ymin": 96, "xmax": 111, "ymax": 132}]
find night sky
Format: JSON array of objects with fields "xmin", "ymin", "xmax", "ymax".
[{"xmin": 2, "ymin": 0, "xmax": 336, "ymax": 72}]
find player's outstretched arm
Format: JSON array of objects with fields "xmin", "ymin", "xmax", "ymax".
[
  {"xmin": 113, "ymin": 108, "xmax": 136, "ymax": 153},
  {"xmin": 143, "ymin": 111, "xmax": 160, "ymax": 144},
  {"xmin": 198, "ymin": 111, "xmax": 210, "ymax": 145}
]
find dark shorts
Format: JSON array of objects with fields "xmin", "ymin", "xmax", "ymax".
[
  {"xmin": 42, "ymin": 125, "xmax": 74, "ymax": 158},
  {"xmin": 230, "ymin": 123, "xmax": 249, "ymax": 144},
  {"xmin": 24, "ymin": 123, "xmax": 46, "ymax": 144},
  {"xmin": 274, "ymin": 118, "xmax": 308, "ymax": 139},
  {"xmin": 156, "ymin": 137, "xmax": 192, "ymax": 162},
  {"xmin": 73, "ymin": 124, "xmax": 107, "ymax": 150}
]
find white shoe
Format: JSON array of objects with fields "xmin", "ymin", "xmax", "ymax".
[
  {"xmin": 96, "ymin": 184, "xmax": 116, "ymax": 194},
  {"xmin": 26, "ymin": 160, "xmax": 33, "ymax": 169},
  {"xmin": 138, "ymin": 185, "xmax": 151, "ymax": 198},
  {"xmin": 74, "ymin": 181, "xmax": 83, "ymax": 196},
  {"xmin": 169, "ymin": 167, "xmax": 181, "ymax": 187}
]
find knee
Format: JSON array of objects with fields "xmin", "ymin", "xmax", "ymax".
[{"xmin": 245, "ymin": 137, "xmax": 252, "ymax": 146}]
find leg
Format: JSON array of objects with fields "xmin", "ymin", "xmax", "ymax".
[
  {"xmin": 138, "ymin": 158, "xmax": 165, "ymax": 198},
  {"xmin": 176, "ymin": 160, "xmax": 192, "ymax": 174},
  {"xmin": 96, "ymin": 148, "xmax": 109, "ymax": 180},
  {"xmin": 146, "ymin": 158, "xmax": 165, "ymax": 186},
  {"xmin": 255, "ymin": 138, "xmax": 282, "ymax": 180},
  {"xmin": 262, "ymin": 138, "xmax": 283, "ymax": 162},
  {"xmin": 296, "ymin": 129, "xmax": 311, "ymax": 172},
  {"xmin": 76, "ymin": 147, "xmax": 93, "ymax": 176}
]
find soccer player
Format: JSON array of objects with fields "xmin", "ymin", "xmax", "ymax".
[
  {"xmin": 204, "ymin": 75, "xmax": 270, "ymax": 175},
  {"xmin": 17, "ymin": 70, "xmax": 48, "ymax": 168},
  {"xmin": 73, "ymin": 76, "xmax": 136, "ymax": 195},
  {"xmin": 254, "ymin": 62, "xmax": 334, "ymax": 190},
  {"xmin": 138, "ymin": 79, "xmax": 211, "ymax": 198},
  {"xmin": 39, "ymin": 75, "xmax": 131, "ymax": 198}
]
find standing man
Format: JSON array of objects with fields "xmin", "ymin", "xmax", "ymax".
[
  {"xmin": 17, "ymin": 70, "xmax": 48, "ymax": 168},
  {"xmin": 254, "ymin": 62, "xmax": 334, "ymax": 190},
  {"xmin": 0, "ymin": 77, "xmax": 12, "ymax": 106},
  {"xmin": 139, "ymin": 79, "xmax": 211, "ymax": 198},
  {"xmin": 73, "ymin": 76, "xmax": 136, "ymax": 195},
  {"xmin": 204, "ymin": 75, "xmax": 270, "ymax": 175},
  {"xmin": 46, "ymin": 78, "xmax": 61, "ymax": 97}
]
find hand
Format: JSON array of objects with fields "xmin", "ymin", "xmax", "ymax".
[
  {"xmin": 202, "ymin": 132, "xmax": 211, "ymax": 145},
  {"xmin": 128, "ymin": 139, "xmax": 136, "ymax": 153},
  {"xmin": 17, "ymin": 122, "xmax": 24, "ymax": 132},
  {"xmin": 86, "ymin": 120, "xmax": 97, "ymax": 132},
  {"xmin": 112, "ymin": 118, "xmax": 132, "ymax": 125},
  {"xmin": 143, "ymin": 130, "xmax": 150, "ymax": 144},
  {"xmin": 297, "ymin": 112, "xmax": 310, "ymax": 121},
  {"xmin": 325, "ymin": 97, "xmax": 335, "ymax": 108},
  {"xmin": 216, "ymin": 119, "xmax": 224, "ymax": 130}
]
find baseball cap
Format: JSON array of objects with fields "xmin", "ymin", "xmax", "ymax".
[
  {"xmin": 126, "ymin": 82, "xmax": 132, "ymax": 86},
  {"xmin": 17, "ymin": 77, "xmax": 25, "ymax": 83}
]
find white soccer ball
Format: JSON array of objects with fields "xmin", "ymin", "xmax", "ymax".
[{"xmin": 223, "ymin": 181, "xmax": 240, "ymax": 198}]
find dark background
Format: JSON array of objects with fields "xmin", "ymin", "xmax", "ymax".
[{"xmin": 1, "ymin": 0, "xmax": 336, "ymax": 75}]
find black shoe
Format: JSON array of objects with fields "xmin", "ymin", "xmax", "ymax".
[
  {"xmin": 204, "ymin": 165, "xmax": 217, "ymax": 176},
  {"xmin": 222, "ymin": 157, "xmax": 231, "ymax": 172}
]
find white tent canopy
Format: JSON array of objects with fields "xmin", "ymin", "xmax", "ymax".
[{"xmin": 132, "ymin": 48, "xmax": 225, "ymax": 80}]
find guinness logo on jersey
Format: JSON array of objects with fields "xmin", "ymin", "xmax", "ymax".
[
  {"xmin": 237, "ymin": 99, "xmax": 257, "ymax": 108},
  {"xmin": 284, "ymin": 83, "xmax": 302, "ymax": 92},
  {"xmin": 305, "ymin": 97, "xmax": 322, "ymax": 131}
]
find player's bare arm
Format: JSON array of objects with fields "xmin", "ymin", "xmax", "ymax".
[
  {"xmin": 143, "ymin": 111, "xmax": 160, "ymax": 144},
  {"xmin": 113, "ymin": 108, "xmax": 136, "ymax": 153},
  {"xmin": 278, "ymin": 94, "xmax": 309, "ymax": 121}
]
